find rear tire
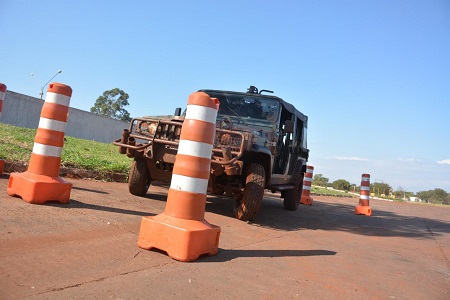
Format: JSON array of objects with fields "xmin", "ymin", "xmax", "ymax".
[
  {"xmin": 234, "ymin": 163, "xmax": 265, "ymax": 221},
  {"xmin": 128, "ymin": 158, "xmax": 151, "ymax": 196},
  {"xmin": 283, "ymin": 173, "xmax": 303, "ymax": 210}
]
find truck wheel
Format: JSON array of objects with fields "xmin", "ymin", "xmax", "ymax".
[
  {"xmin": 283, "ymin": 174, "xmax": 303, "ymax": 210},
  {"xmin": 128, "ymin": 158, "xmax": 151, "ymax": 196},
  {"xmin": 234, "ymin": 163, "xmax": 265, "ymax": 221}
]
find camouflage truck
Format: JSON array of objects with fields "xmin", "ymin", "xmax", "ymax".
[{"xmin": 114, "ymin": 86, "xmax": 309, "ymax": 221}]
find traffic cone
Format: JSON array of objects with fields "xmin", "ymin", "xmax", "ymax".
[
  {"xmin": 0, "ymin": 83, "xmax": 6, "ymax": 175},
  {"xmin": 7, "ymin": 83, "xmax": 73, "ymax": 204},
  {"xmin": 300, "ymin": 165, "xmax": 314, "ymax": 205},
  {"xmin": 355, "ymin": 173, "xmax": 372, "ymax": 216},
  {"xmin": 137, "ymin": 92, "xmax": 221, "ymax": 262}
]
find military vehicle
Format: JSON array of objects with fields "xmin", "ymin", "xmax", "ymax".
[{"xmin": 114, "ymin": 86, "xmax": 309, "ymax": 221}]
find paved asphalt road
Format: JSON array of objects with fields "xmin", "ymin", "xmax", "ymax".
[{"xmin": 0, "ymin": 174, "xmax": 449, "ymax": 299}]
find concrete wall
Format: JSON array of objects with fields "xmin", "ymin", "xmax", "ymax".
[{"xmin": 0, "ymin": 91, "xmax": 129, "ymax": 144}]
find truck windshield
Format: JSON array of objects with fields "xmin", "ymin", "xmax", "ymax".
[{"xmin": 209, "ymin": 93, "xmax": 280, "ymax": 121}]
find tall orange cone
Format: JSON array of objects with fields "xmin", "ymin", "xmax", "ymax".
[
  {"xmin": 300, "ymin": 165, "xmax": 314, "ymax": 205},
  {"xmin": 7, "ymin": 83, "xmax": 72, "ymax": 204},
  {"xmin": 137, "ymin": 92, "xmax": 221, "ymax": 262},
  {"xmin": 0, "ymin": 83, "xmax": 6, "ymax": 175},
  {"xmin": 355, "ymin": 173, "xmax": 372, "ymax": 216}
]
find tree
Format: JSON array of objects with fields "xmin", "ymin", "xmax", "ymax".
[
  {"xmin": 312, "ymin": 174, "xmax": 329, "ymax": 187},
  {"xmin": 371, "ymin": 182, "xmax": 392, "ymax": 196},
  {"xmin": 91, "ymin": 88, "xmax": 131, "ymax": 122},
  {"xmin": 417, "ymin": 188, "xmax": 449, "ymax": 205},
  {"xmin": 393, "ymin": 186, "xmax": 406, "ymax": 199},
  {"xmin": 393, "ymin": 186, "xmax": 414, "ymax": 200},
  {"xmin": 332, "ymin": 179, "xmax": 351, "ymax": 191}
]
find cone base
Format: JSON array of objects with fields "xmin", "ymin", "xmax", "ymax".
[
  {"xmin": 300, "ymin": 195, "xmax": 313, "ymax": 205},
  {"xmin": 7, "ymin": 172, "xmax": 72, "ymax": 204},
  {"xmin": 355, "ymin": 205, "xmax": 372, "ymax": 216},
  {"xmin": 0, "ymin": 159, "xmax": 4, "ymax": 175},
  {"xmin": 137, "ymin": 213, "xmax": 221, "ymax": 262}
]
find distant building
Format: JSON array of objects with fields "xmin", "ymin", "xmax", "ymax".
[{"xmin": 409, "ymin": 197, "xmax": 422, "ymax": 203}]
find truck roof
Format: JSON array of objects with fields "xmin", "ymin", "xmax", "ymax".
[{"xmin": 198, "ymin": 89, "xmax": 308, "ymax": 125}]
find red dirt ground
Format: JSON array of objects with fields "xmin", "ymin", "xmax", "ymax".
[{"xmin": 0, "ymin": 174, "xmax": 448, "ymax": 299}]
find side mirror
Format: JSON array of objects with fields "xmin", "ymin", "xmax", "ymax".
[{"xmin": 284, "ymin": 120, "xmax": 294, "ymax": 133}]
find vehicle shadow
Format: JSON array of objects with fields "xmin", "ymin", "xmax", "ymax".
[
  {"xmin": 143, "ymin": 192, "xmax": 168, "ymax": 202},
  {"xmin": 205, "ymin": 193, "xmax": 450, "ymax": 240},
  {"xmin": 53, "ymin": 182, "xmax": 449, "ymax": 241}
]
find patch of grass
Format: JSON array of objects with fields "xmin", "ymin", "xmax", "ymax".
[
  {"xmin": 0, "ymin": 123, "xmax": 132, "ymax": 174},
  {"xmin": 311, "ymin": 185, "xmax": 357, "ymax": 198},
  {"xmin": 0, "ymin": 125, "xmax": 35, "ymax": 162}
]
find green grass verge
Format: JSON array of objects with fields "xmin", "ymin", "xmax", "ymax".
[
  {"xmin": 0, "ymin": 123, "xmax": 132, "ymax": 174},
  {"xmin": 311, "ymin": 185, "xmax": 357, "ymax": 198}
]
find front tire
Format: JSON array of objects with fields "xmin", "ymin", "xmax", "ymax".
[
  {"xmin": 128, "ymin": 158, "xmax": 151, "ymax": 196},
  {"xmin": 283, "ymin": 173, "xmax": 303, "ymax": 210},
  {"xmin": 234, "ymin": 163, "xmax": 266, "ymax": 221}
]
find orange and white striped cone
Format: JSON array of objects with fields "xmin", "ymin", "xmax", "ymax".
[
  {"xmin": 138, "ymin": 92, "xmax": 221, "ymax": 262},
  {"xmin": 300, "ymin": 165, "xmax": 314, "ymax": 205},
  {"xmin": 7, "ymin": 83, "xmax": 72, "ymax": 204},
  {"xmin": 354, "ymin": 173, "xmax": 372, "ymax": 216},
  {"xmin": 0, "ymin": 83, "xmax": 6, "ymax": 174}
]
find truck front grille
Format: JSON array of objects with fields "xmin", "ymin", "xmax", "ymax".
[
  {"xmin": 155, "ymin": 122, "xmax": 182, "ymax": 142},
  {"xmin": 213, "ymin": 130, "xmax": 244, "ymax": 154}
]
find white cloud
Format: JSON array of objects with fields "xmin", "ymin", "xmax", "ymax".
[
  {"xmin": 327, "ymin": 156, "xmax": 369, "ymax": 161},
  {"xmin": 398, "ymin": 157, "xmax": 421, "ymax": 163},
  {"xmin": 437, "ymin": 159, "xmax": 450, "ymax": 165}
]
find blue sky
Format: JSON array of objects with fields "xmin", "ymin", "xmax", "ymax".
[{"xmin": 1, "ymin": 0, "xmax": 449, "ymax": 193}]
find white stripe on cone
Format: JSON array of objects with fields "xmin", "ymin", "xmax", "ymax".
[
  {"xmin": 170, "ymin": 174, "xmax": 209, "ymax": 194},
  {"xmin": 38, "ymin": 117, "xmax": 67, "ymax": 132},
  {"xmin": 45, "ymin": 92, "xmax": 71, "ymax": 107},
  {"xmin": 177, "ymin": 140, "xmax": 213, "ymax": 159},
  {"xmin": 32, "ymin": 142, "xmax": 62, "ymax": 157},
  {"xmin": 185, "ymin": 104, "xmax": 218, "ymax": 124}
]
